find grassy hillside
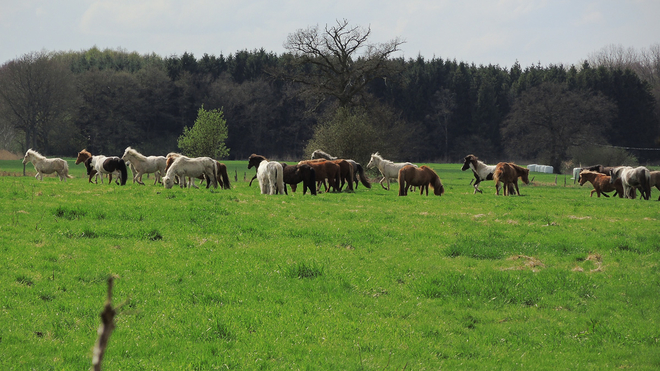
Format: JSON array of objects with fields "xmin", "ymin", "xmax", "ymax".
[{"xmin": 1, "ymin": 161, "xmax": 658, "ymax": 370}]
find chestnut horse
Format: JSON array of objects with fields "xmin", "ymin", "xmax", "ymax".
[
  {"xmin": 298, "ymin": 159, "xmax": 341, "ymax": 192},
  {"xmin": 281, "ymin": 163, "xmax": 317, "ymax": 195},
  {"xmin": 304, "ymin": 158, "xmax": 354, "ymax": 191},
  {"xmin": 398, "ymin": 165, "xmax": 444, "ymax": 196},
  {"xmin": 493, "ymin": 162, "xmax": 530, "ymax": 196},
  {"xmin": 311, "ymin": 150, "xmax": 371, "ymax": 189},
  {"xmin": 578, "ymin": 170, "xmax": 624, "ymax": 198}
]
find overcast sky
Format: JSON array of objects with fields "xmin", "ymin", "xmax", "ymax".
[{"xmin": 1, "ymin": 0, "xmax": 658, "ymax": 69}]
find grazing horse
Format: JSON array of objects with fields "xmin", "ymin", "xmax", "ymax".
[
  {"xmin": 609, "ymin": 166, "xmax": 651, "ymax": 200},
  {"xmin": 398, "ymin": 165, "xmax": 445, "ymax": 196},
  {"xmin": 493, "ymin": 162, "xmax": 530, "ymax": 196},
  {"xmin": 461, "ymin": 154, "xmax": 496, "ymax": 194},
  {"xmin": 578, "ymin": 170, "xmax": 624, "ymax": 198},
  {"xmin": 162, "ymin": 156, "xmax": 218, "ymax": 189},
  {"xmin": 650, "ymin": 171, "xmax": 660, "ymax": 201},
  {"xmin": 281, "ymin": 163, "xmax": 317, "ymax": 195},
  {"xmin": 22, "ymin": 149, "xmax": 72, "ymax": 181},
  {"xmin": 311, "ymin": 149, "xmax": 371, "ymax": 189},
  {"xmin": 90, "ymin": 155, "xmax": 128, "ymax": 186},
  {"xmin": 121, "ymin": 147, "xmax": 166, "ymax": 185},
  {"xmin": 248, "ymin": 154, "xmax": 285, "ymax": 195},
  {"xmin": 298, "ymin": 159, "xmax": 341, "ymax": 192},
  {"xmin": 366, "ymin": 152, "xmax": 417, "ymax": 190}
]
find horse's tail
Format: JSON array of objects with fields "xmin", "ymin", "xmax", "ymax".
[
  {"xmin": 643, "ymin": 168, "xmax": 652, "ymax": 200},
  {"xmin": 355, "ymin": 163, "xmax": 371, "ymax": 188},
  {"xmin": 276, "ymin": 165, "xmax": 285, "ymax": 194},
  {"xmin": 346, "ymin": 163, "xmax": 355, "ymax": 191},
  {"xmin": 398, "ymin": 168, "xmax": 406, "ymax": 196},
  {"xmin": 219, "ymin": 163, "xmax": 231, "ymax": 190},
  {"xmin": 118, "ymin": 159, "xmax": 128, "ymax": 186}
]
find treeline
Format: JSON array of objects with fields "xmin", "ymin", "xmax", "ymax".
[{"xmin": 0, "ymin": 46, "xmax": 658, "ymax": 167}]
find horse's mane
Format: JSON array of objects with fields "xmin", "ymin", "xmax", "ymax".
[
  {"xmin": 579, "ymin": 170, "xmax": 601, "ymax": 177},
  {"xmin": 371, "ymin": 152, "xmax": 393, "ymax": 164},
  {"xmin": 125, "ymin": 146, "xmax": 146, "ymax": 160},
  {"xmin": 79, "ymin": 149, "xmax": 92, "ymax": 157},
  {"xmin": 26, "ymin": 149, "xmax": 44, "ymax": 159},
  {"xmin": 166, "ymin": 152, "xmax": 183, "ymax": 159}
]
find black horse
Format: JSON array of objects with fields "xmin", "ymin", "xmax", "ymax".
[{"xmin": 281, "ymin": 163, "xmax": 317, "ymax": 195}]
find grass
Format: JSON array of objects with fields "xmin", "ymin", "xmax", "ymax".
[{"xmin": 0, "ymin": 159, "xmax": 659, "ymax": 369}]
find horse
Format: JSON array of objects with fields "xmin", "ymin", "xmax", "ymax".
[
  {"xmin": 298, "ymin": 159, "xmax": 341, "ymax": 192},
  {"xmin": 121, "ymin": 147, "xmax": 166, "ymax": 185},
  {"xmin": 398, "ymin": 165, "xmax": 444, "ymax": 196},
  {"xmin": 578, "ymin": 170, "xmax": 624, "ymax": 198},
  {"xmin": 162, "ymin": 156, "xmax": 218, "ymax": 189},
  {"xmin": 581, "ymin": 164, "xmax": 617, "ymax": 176},
  {"xmin": 311, "ymin": 149, "xmax": 371, "ymax": 189},
  {"xmin": 281, "ymin": 163, "xmax": 317, "ymax": 195},
  {"xmin": 90, "ymin": 155, "xmax": 128, "ymax": 186},
  {"xmin": 366, "ymin": 152, "xmax": 417, "ymax": 190},
  {"xmin": 650, "ymin": 171, "xmax": 660, "ymax": 201},
  {"xmin": 248, "ymin": 154, "xmax": 285, "ymax": 195},
  {"xmin": 22, "ymin": 149, "xmax": 72, "ymax": 181},
  {"xmin": 461, "ymin": 154, "xmax": 496, "ymax": 194},
  {"xmin": 609, "ymin": 166, "xmax": 651, "ymax": 200},
  {"xmin": 493, "ymin": 162, "xmax": 530, "ymax": 196}
]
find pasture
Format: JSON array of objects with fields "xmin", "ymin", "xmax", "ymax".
[{"xmin": 1, "ymin": 158, "xmax": 659, "ymax": 370}]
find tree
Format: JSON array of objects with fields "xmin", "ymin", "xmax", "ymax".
[
  {"xmin": 501, "ymin": 82, "xmax": 615, "ymax": 172},
  {"xmin": 304, "ymin": 106, "xmax": 377, "ymax": 165},
  {"xmin": 281, "ymin": 19, "xmax": 404, "ymax": 108},
  {"xmin": 0, "ymin": 51, "xmax": 76, "ymax": 153},
  {"xmin": 178, "ymin": 106, "xmax": 229, "ymax": 159}
]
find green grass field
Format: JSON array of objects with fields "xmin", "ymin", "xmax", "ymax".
[{"xmin": 1, "ymin": 159, "xmax": 659, "ymax": 370}]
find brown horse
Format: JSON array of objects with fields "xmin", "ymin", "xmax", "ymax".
[
  {"xmin": 398, "ymin": 165, "xmax": 444, "ymax": 196},
  {"xmin": 281, "ymin": 163, "xmax": 317, "ymax": 195},
  {"xmin": 578, "ymin": 170, "xmax": 624, "ymax": 198},
  {"xmin": 298, "ymin": 159, "xmax": 341, "ymax": 192},
  {"xmin": 650, "ymin": 171, "xmax": 660, "ymax": 201},
  {"xmin": 493, "ymin": 162, "xmax": 530, "ymax": 196}
]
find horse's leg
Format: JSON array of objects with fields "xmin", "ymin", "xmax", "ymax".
[
  {"xmin": 137, "ymin": 172, "xmax": 145, "ymax": 185},
  {"xmin": 473, "ymin": 179, "xmax": 482, "ymax": 194},
  {"xmin": 514, "ymin": 181, "xmax": 520, "ymax": 196}
]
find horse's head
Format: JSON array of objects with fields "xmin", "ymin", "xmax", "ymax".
[
  {"xmin": 366, "ymin": 153, "xmax": 379, "ymax": 169},
  {"xmin": 609, "ymin": 167, "xmax": 621, "ymax": 183},
  {"xmin": 162, "ymin": 176, "xmax": 174, "ymax": 189},
  {"xmin": 75, "ymin": 149, "xmax": 91, "ymax": 165},
  {"xmin": 248, "ymin": 154, "xmax": 266, "ymax": 169},
  {"xmin": 22, "ymin": 150, "xmax": 32, "ymax": 165},
  {"xmin": 578, "ymin": 171, "xmax": 586, "ymax": 186},
  {"xmin": 461, "ymin": 154, "xmax": 477, "ymax": 171},
  {"xmin": 432, "ymin": 174, "xmax": 445, "ymax": 196},
  {"xmin": 519, "ymin": 167, "xmax": 530, "ymax": 184}
]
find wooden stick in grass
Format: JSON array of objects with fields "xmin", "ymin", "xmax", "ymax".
[{"xmin": 92, "ymin": 277, "xmax": 116, "ymax": 371}]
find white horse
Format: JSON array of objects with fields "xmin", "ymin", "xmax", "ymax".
[
  {"xmin": 257, "ymin": 160, "xmax": 285, "ymax": 195},
  {"xmin": 610, "ymin": 166, "xmax": 651, "ymax": 200},
  {"xmin": 121, "ymin": 147, "xmax": 166, "ymax": 185},
  {"xmin": 366, "ymin": 152, "xmax": 417, "ymax": 190},
  {"xmin": 22, "ymin": 149, "xmax": 71, "ymax": 181},
  {"xmin": 162, "ymin": 156, "xmax": 218, "ymax": 189},
  {"xmin": 461, "ymin": 154, "xmax": 496, "ymax": 194}
]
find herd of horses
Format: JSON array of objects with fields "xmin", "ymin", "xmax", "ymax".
[{"xmin": 19, "ymin": 148, "xmax": 660, "ymax": 200}]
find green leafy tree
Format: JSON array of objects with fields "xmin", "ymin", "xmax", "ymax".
[{"xmin": 178, "ymin": 106, "xmax": 229, "ymax": 159}]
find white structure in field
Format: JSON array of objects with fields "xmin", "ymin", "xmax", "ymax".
[{"xmin": 527, "ymin": 164, "xmax": 553, "ymax": 174}]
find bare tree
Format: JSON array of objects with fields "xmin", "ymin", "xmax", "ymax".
[
  {"xmin": 280, "ymin": 19, "xmax": 404, "ymax": 108},
  {"xmin": 0, "ymin": 51, "xmax": 76, "ymax": 153},
  {"xmin": 502, "ymin": 82, "xmax": 615, "ymax": 172}
]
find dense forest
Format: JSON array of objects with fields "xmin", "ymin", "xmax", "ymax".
[{"xmin": 1, "ymin": 24, "xmax": 658, "ymax": 173}]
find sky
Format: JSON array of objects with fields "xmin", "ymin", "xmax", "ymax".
[{"xmin": 1, "ymin": 0, "xmax": 659, "ymax": 69}]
